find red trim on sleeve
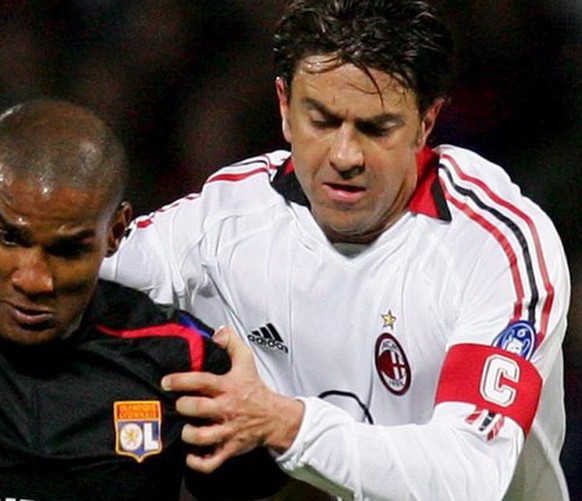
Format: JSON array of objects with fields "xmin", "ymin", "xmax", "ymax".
[
  {"xmin": 443, "ymin": 192, "xmax": 525, "ymax": 323},
  {"xmin": 442, "ymin": 153, "xmax": 554, "ymax": 341},
  {"xmin": 435, "ymin": 343, "xmax": 542, "ymax": 434},
  {"xmin": 207, "ymin": 166, "xmax": 270, "ymax": 184},
  {"xmin": 97, "ymin": 323, "xmax": 205, "ymax": 371}
]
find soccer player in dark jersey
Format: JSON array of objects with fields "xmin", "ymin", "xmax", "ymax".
[{"xmin": 0, "ymin": 99, "xmax": 285, "ymax": 501}]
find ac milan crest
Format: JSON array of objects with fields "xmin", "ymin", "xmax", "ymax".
[{"xmin": 375, "ymin": 333, "xmax": 411, "ymax": 395}]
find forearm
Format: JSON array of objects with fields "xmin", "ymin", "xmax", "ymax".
[{"xmin": 274, "ymin": 398, "xmax": 522, "ymax": 501}]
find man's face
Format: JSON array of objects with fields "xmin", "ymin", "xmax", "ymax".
[
  {"xmin": 0, "ymin": 175, "xmax": 129, "ymax": 345},
  {"xmin": 277, "ymin": 57, "xmax": 441, "ymax": 244}
]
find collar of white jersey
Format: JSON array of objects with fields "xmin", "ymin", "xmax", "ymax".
[{"xmin": 271, "ymin": 147, "xmax": 451, "ymax": 221}]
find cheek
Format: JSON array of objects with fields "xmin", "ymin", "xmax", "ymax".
[
  {"xmin": 54, "ymin": 257, "xmax": 103, "ymax": 291},
  {"xmin": 54, "ymin": 262, "xmax": 100, "ymax": 320},
  {"xmin": 369, "ymin": 156, "xmax": 413, "ymax": 192},
  {"xmin": 291, "ymin": 144, "xmax": 321, "ymax": 183},
  {"xmin": 0, "ymin": 248, "xmax": 12, "ymax": 278}
]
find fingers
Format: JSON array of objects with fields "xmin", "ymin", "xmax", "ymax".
[
  {"xmin": 158, "ymin": 325, "xmax": 271, "ymax": 474},
  {"xmin": 182, "ymin": 420, "xmax": 226, "ymax": 448},
  {"xmin": 161, "ymin": 325, "xmax": 255, "ymax": 392},
  {"xmin": 182, "ymin": 423, "xmax": 244, "ymax": 474},
  {"xmin": 210, "ymin": 325, "xmax": 231, "ymax": 348},
  {"xmin": 185, "ymin": 446, "xmax": 230, "ymax": 473},
  {"xmin": 184, "ymin": 433, "xmax": 254, "ymax": 474},
  {"xmin": 161, "ymin": 369, "xmax": 217, "ymax": 393},
  {"xmin": 175, "ymin": 394, "xmax": 223, "ymax": 421},
  {"xmin": 213, "ymin": 325, "xmax": 254, "ymax": 365}
]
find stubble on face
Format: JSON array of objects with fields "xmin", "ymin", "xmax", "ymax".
[{"xmin": 280, "ymin": 57, "xmax": 431, "ymax": 244}]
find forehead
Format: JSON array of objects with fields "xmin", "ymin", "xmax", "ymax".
[
  {"xmin": 292, "ymin": 55, "xmax": 418, "ymax": 114},
  {"xmin": 0, "ymin": 175, "xmax": 110, "ymax": 236}
]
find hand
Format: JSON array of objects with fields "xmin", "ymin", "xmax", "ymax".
[{"xmin": 161, "ymin": 326, "xmax": 304, "ymax": 473}]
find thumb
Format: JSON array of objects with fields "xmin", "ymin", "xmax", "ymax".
[
  {"xmin": 212, "ymin": 326, "xmax": 254, "ymax": 366},
  {"xmin": 213, "ymin": 325, "xmax": 253, "ymax": 364},
  {"xmin": 212, "ymin": 327, "xmax": 256, "ymax": 372}
]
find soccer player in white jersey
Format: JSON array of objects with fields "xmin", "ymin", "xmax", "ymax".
[{"xmin": 100, "ymin": 0, "xmax": 571, "ymax": 499}]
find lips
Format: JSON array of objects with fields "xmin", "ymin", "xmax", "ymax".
[
  {"xmin": 6, "ymin": 301, "xmax": 57, "ymax": 329},
  {"xmin": 323, "ymin": 182, "xmax": 366, "ymax": 204}
]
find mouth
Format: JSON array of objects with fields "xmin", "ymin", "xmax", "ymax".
[
  {"xmin": 6, "ymin": 301, "xmax": 57, "ymax": 330},
  {"xmin": 323, "ymin": 182, "xmax": 366, "ymax": 204}
]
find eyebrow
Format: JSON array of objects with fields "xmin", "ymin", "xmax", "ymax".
[
  {"xmin": 302, "ymin": 97, "xmax": 405, "ymax": 128},
  {"xmin": 50, "ymin": 230, "xmax": 96, "ymax": 248},
  {"xmin": 0, "ymin": 212, "xmax": 96, "ymax": 245}
]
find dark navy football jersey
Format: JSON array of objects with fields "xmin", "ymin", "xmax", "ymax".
[{"xmin": 0, "ymin": 280, "xmax": 285, "ymax": 501}]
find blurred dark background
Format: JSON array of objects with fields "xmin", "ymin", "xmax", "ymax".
[{"xmin": 0, "ymin": 0, "xmax": 579, "ymax": 497}]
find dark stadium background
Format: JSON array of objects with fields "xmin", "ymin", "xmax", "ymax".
[{"xmin": 0, "ymin": 0, "xmax": 579, "ymax": 498}]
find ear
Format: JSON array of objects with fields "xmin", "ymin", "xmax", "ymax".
[
  {"xmin": 276, "ymin": 77, "xmax": 292, "ymax": 143},
  {"xmin": 416, "ymin": 99, "xmax": 444, "ymax": 149},
  {"xmin": 106, "ymin": 201, "xmax": 132, "ymax": 257}
]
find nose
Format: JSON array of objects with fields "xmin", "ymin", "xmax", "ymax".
[
  {"xmin": 329, "ymin": 125, "xmax": 364, "ymax": 176},
  {"xmin": 11, "ymin": 248, "xmax": 54, "ymax": 296}
]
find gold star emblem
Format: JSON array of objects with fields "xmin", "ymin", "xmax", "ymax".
[{"xmin": 382, "ymin": 311, "xmax": 396, "ymax": 328}]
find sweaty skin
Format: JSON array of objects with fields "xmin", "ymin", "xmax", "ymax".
[
  {"xmin": 277, "ymin": 57, "xmax": 441, "ymax": 244},
  {"xmin": 0, "ymin": 175, "xmax": 129, "ymax": 345}
]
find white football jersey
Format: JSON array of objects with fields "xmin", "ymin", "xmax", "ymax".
[{"xmin": 101, "ymin": 145, "xmax": 570, "ymax": 501}]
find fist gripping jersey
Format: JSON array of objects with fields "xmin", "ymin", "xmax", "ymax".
[
  {"xmin": 101, "ymin": 145, "xmax": 571, "ymax": 500},
  {"xmin": 0, "ymin": 280, "xmax": 286, "ymax": 501}
]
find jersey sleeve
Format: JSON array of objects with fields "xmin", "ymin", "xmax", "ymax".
[
  {"xmin": 100, "ymin": 196, "xmax": 206, "ymax": 309},
  {"xmin": 275, "ymin": 210, "xmax": 570, "ymax": 500}
]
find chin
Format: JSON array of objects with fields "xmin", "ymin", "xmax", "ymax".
[{"xmin": 2, "ymin": 328, "xmax": 62, "ymax": 346}]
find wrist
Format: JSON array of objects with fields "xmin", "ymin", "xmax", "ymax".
[{"xmin": 263, "ymin": 394, "xmax": 305, "ymax": 453}]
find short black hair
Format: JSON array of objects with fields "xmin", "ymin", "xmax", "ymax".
[
  {"xmin": 0, "ymin": 99, "xmax": 128, "ymax": 211},
  {"xmin": 273, "ymin": 0, "xmax": 454, "ymax": 113}
]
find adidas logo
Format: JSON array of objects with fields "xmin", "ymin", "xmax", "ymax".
[{"xmin": 247, "ymin": 323, "xmax": 289, "ymax": 354}]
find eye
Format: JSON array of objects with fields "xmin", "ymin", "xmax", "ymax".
[
  {"xmin": 357, "ymin": 122, "xmax": 394, "ymax": 138},
  {"xmin": 310, "ymin": 117, "xmax": 336, "ymax": 129},
  {"xmin": 0, "ymin": 228, "xmax": 19, "ymax": 247},
  {"xmin": 308, "ymin": 110, "xmax": 341, "ymax": 130},
  {"xmin": 48, "ymin": 242, "xmax": 92, "ymax": 259}
]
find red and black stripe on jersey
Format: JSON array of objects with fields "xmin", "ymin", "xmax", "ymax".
[
  {"xmin": 435, "ymin": 155, "xmax": 553, "ymax": 434},
  {"xmin": 439, "ymin": 154, "xmax": 553, "ymax": 341}
]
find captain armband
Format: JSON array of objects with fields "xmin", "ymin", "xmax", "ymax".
[{"xmin": 435, "ymin": 343, "xmax": 542, "ymax": 435}]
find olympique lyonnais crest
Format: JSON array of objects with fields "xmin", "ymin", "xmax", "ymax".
[
  {"xmin": 114, "ymin": 401, "xmax": 162, "ymax": 462},
  {"xmin": 375, "ymin": 333, "xmax": 411, "ymax": 395}
]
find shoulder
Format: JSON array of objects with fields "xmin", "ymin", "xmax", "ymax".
[
  {"xmin": 205, "ymin": 150, "xmax": 290, "ymax": 186},
  {"xmin": 89, "ymin": 280, "xmax": 230, "ymax": 374},
  {"xmin": 427, "ymin": 144, "xmax": 568, "ymax": 291},
  {"xmin": 129, "ymin": 150, "xmax": 291, "ymax": 232},
  {"xmin": 429, "ymin": 146, "xmax": 569, "ymax": 343},
  {"xmin": 436, "ymin": 145, "xmax": 526, "ymax": 201},
  {"xmin": 434, "ymin": 145, "xmax": 563, "ymax": 249},
  {"xmin": 90, "ymin": 279, "xmax": 176, "ymax": 329},
  {"xmin": 199, "ymin": 150, "xmax": 291, "ymax": 209}
]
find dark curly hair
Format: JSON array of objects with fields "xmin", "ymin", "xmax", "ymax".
[{"xmin": 273, "ymin": 0, "xmax": 454, "ymax": 113}]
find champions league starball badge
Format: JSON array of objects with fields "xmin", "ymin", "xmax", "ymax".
[{"xmin": 493, "ymin": 320, "xmax": 537, "ymax": 361}]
